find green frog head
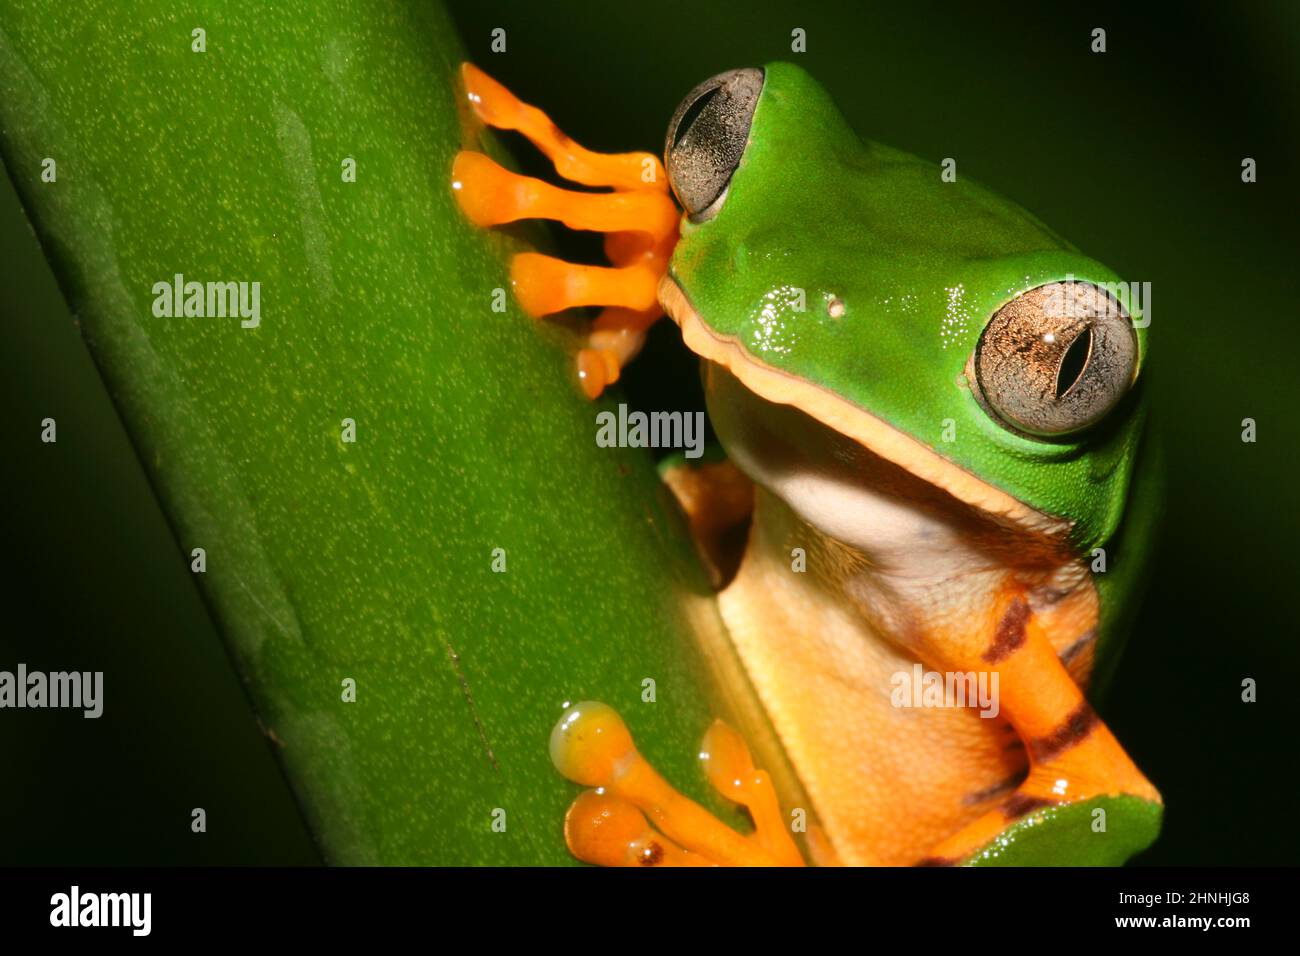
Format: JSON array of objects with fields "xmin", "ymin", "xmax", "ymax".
[{"xmin": 660, "ymin": 62, "xmax": 1148, "ymax": 550}]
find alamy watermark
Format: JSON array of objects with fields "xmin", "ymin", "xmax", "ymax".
[
  {"xmin": 152, "ymin": 273, "xmax": 261, "ymax": 328},
  {"xmin": 1044, "ymin": 274, "xmax": 1151, "ymax": 328},
  {"xmin": 0, "ymin": 664, "xmax": 103, "ymax": 718},
  {"xmin": 50, "ymin": 885, "xmax": 150, "ymax": 936},
  {"xmin": 596, "ymin": 404, "xmax": 706, "ymax": 459},
  {"xmin": 891, "ymin": 663, "xmax": 999, "ymax": 718}
]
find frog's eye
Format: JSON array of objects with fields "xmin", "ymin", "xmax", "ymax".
[
  {"xmin": 970, "ymin": 281, "xmax": 1139, "ymax": 438},
  {"xmin": 664, "ymin": 68, "xmax": 764, "ymax": 222}
]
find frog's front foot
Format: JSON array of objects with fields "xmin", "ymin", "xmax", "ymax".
[
  {"xmin": 550, "ymin": 701, "xmax": 805, "ymax": 866},
  {"xmin": 451, "ymin": 64, "xmax": 679, "ymax": 398}
]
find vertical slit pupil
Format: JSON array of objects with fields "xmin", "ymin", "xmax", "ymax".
[
  {"xmin": 672, "ymin": 86, "xmax": 721, "ymax": 150},
  {"xmin": 1055, "ymin": 327, "xmax": 1092, "ymax": 398}
]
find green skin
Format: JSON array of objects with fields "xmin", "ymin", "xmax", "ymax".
[{"xmin": 666, "ymin": 63, "xmax": 1159, "ymax": 862}]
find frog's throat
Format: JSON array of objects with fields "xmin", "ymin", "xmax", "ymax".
[{"xmin": 659, "ymin": 275, "xmax": 1069, "ymax": 539}]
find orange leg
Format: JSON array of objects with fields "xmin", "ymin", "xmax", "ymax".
[
  {"xmin": 451, "ymin": 64, "xmax": 680, "ymax": 398},
  {"xmin": 550, "ymin": 701, "xmax": 805, "ymax": 866},
  {"xmin": 920, "ymin": 588, "xmax": 1161, "ymax": 864}
]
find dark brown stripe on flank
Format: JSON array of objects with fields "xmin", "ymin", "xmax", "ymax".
[
  {"xmin": 1059, "ymin": 629, "xmax": 1097, "ymax": 666},
  {"xmin": 1002, "ymin": 794, "xmax": 1058, "ymax": 820},
  {"xmin": 1029, "ymin": 701, "xmax": 1099, "ymax": 762},
  {"xmin": 915, "ymin": 856, "xmax": 960, "ymax": 867},
  {"xmin": 983, "ymin": 597, "xmax": 1030, "ymax": 663},
  {"xmin": 964, "ymin": 772, "xmax": 1025, "ymax": 806}
]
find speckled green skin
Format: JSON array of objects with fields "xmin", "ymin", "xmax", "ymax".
[{"xmin": 670, "ymin": 62, "xmax": 1150, "ymax": 552}]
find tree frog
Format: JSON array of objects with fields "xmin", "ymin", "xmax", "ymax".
[{"xmin": 452, "ymin": 62, "xmax": 1161, "ymax": 866}]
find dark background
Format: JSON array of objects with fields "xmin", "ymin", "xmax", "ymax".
[{"xmin": 1, "ymin": 0, "xmax": 1296, "ymax": 864}]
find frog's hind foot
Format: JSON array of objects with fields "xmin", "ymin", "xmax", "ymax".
[
  {"xmin": 451, "ymin": 64, "xmax": 679, "ymax": 398},
  {"xmin": 550, "ymin": 701, "xmax": 805, "ymax": 866}
]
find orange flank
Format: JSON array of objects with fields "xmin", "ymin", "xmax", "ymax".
[
  {"xmin": 549, "ymin": 701, "xmax": 805, "ymax": 867},
  {"xmin": 450, "ymin": 64, "xmax": 680, "ymax": 398}
]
